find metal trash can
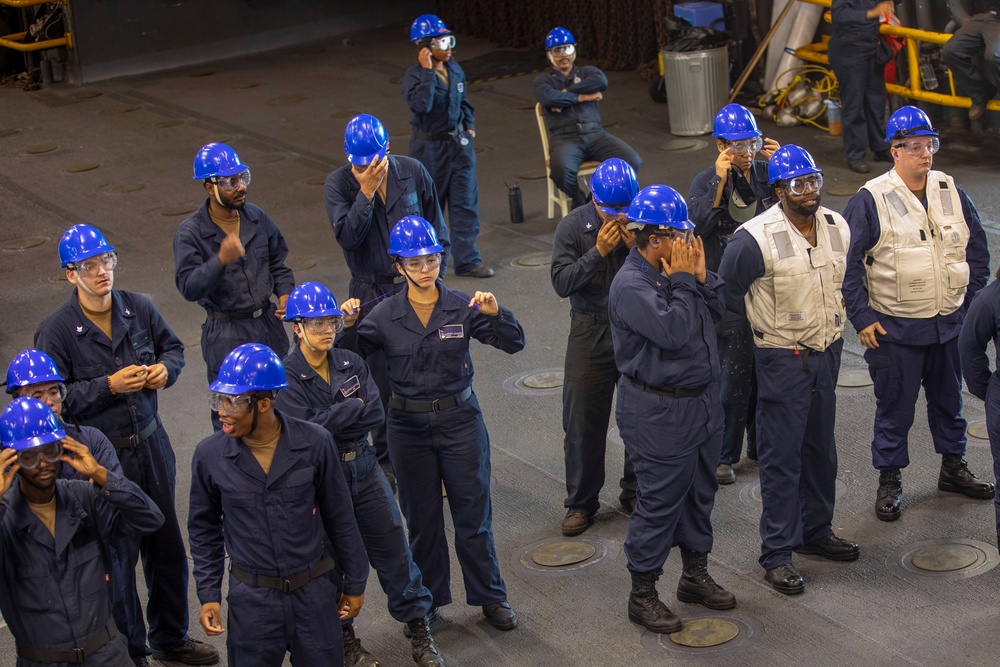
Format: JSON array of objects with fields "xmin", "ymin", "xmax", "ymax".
[{"xmin": 662, "ymin": 46, "xmax": 728, "ymax": 136}]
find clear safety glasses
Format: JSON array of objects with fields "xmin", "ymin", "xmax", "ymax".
[
  {"xmin": 212, "ymin": 170, "xmax": 251, "ymax": 191},
  {"xmin": 658, "ymin": 228, "xmax": 695, "ymax": 245},
  {"xmin": 70, "ymin": 252, "xmax": 117, "ymax": 277},
  {"xmin": 300, "ymin": 316, "xmax": 345, "ymax": 334},
  {"xmin": 401, "ymin": 254, "xmax": 441, "ymax": 272},
  {"xmin": 727, "ymin": 136, "xmax": 763, "ymax": 155},
  {"xmin": 22, "ymin": 383, "xmax": 67, "ymax": 405},
  {"xmin": 787, "ymin": 173, "xmax": 824, "ymax": 196},
  {"xmin": 209, "ymin": 392, "xmax": 254, "ymax": 416},
  {"xmin": 893, "ymin": 137, "xmax": 939, "ymax": 157},
  {"xmin": 18, "ymin": 441, "xmax": 63, "ymax": 470},
  {"xmin": 430, "ymin": 35, "xmax": 456, "ymax": 50},
  {"xmin": 549, "ymin": 44, "xmax": 576, "ymax": 57}
]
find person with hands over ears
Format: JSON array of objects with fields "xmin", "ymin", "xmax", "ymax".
[
  {"xmin": 174, "ymin": 142, "xmax": 296, "ymax": 430},
  {"xmin": 688, "ymin": 104, "xmax": 780, "ymax": 486},
  {"xmin": 275, "ymin": 282, "xmax": 445, "ymax": 667},
  {"xmin": 719, "ymin": 145, "xmax": 860, "ymax": 597},
  {"xmin": 0, "ymin": 397, "xmax": 165, "ymax": 667},
  {"xmin": 551, "ymin": 158, "xmax": 639, "ymax": 536},
  {"xmin": 326, "ymin": 113, "xmax": 451, "ymax": 483},
  {"xmin": 349, "ymin": 216, "xmax": 525, "ymax": 633},
  {"xmin": 188, "ymin": 343, "xmax": 368, "ymax": 667},
  {"xmin": 843, "ymin": 106, "xmax": 992, "ymax": 524},
  {"xmin": 34, "ymin": 224, "xmax": 217, "ymax": 666},
  {"xmin": 534, "ymin": 27, "xmax": 642, "ymax": 209},
  {"xmin": 609, "ymin": 185, "xmax": 735, "ymax": 637},
  {"xmin": 403, "ymin": 14, "xmax": 492, "ymax": 278}
]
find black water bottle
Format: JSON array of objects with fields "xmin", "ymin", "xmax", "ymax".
[{"xmin": 508, "ymin": 182, "xmax": 524, "ymax": 224}]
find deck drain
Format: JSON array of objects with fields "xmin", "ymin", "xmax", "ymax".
[
  {"xmin": 967, "ymin": 419, "xmax": 988, "ymax": 440},
  {"xmin": 657, "ymin": 139, "xmax": 706, "ymax": 152},
  {"xmin": 641, "ymin": 611, "xmax": 762, "ymax": 657},
  {"xmin": 0, "ymin": 128, "xmax": 22, "ymax": 137},
  {"xmin": 504, "ymin": 368, "xmax": 564, "ymax": 397},
  {"xmin": 740, "ymin": 478, "xmax": 847, "ymax": 504},
  {"xmin": 329, "ymin": 110, "xmax": 357, "ymax": 119},
  {"xmin": 64, "ymin": 163, "xmax": 100, "ymax": 173},
  {"xmin": 512, "ymin": 537, "xmax": 618, "ymax": 577},
  {"xmin": 531, "ymin": 541, "xmax": 596, "ymax": 567},
  {"xmin": 301, "ymin": 174, "xmax": 328, "ymax": 186},
  {"xmin": 230, "ymin": 82, "xmax": 260, "ymax": 89},
  {"xmin": 509, "ymin": 252, "xmax": 551, "ymax": 268},
  {"xmin": 825, "ymin": 182, "xmax": 864, "ymax": 197},
  {"xmin": 517, "ymin": 168, "xmax": 547, "ymax": 180},
  {"xmin": 837, "ymin": 368, "xmax": 872, "ymax": 388},
  {"xmin": 523, "ymin": 371, "xmax": 563, "ymax": 389},
  {"xmin": 180, "ymin": 331, "xmax": 201, "ymax": 347},
  {"xmin": 203, "ymin": 135, "xmax": 234, "ymax": 145},
  {"xmin": 669, "ymin": 618, "xmax": 740, "ymax": 647},
  {"xmin": 154, "ymin": 119, "xmax": 185, "ymax": 129},
  {"xmin": 161, "ymin": 205, "xmax": 198, "ymax": 216},
  {"xmin": 105, "ymin": 183, "xmax": 146, "ymax": 194},
  {"xmin": 111, "ymin": 104, "xmax": 142, "ymax": 114},
  {"xmin": 187, "ymin": 70, "xmax": 215, "ymax": 77},
  {"xmin": 71, "ymin": 91, "xmax": 102, "ymax": 100},
  {"xmin": 23, "ymin": 143, "xmax": 58, "ymax": 155},
  {"xmin": 888, "ymin": 538, "xmax": 998, "ymax": 580},
  {"xmin": 4, "ymin": 236, "xmax": 48, "ymax": 251},
  {"xmin": 286, "ymin": 258, "xmax": 317, "ymax": 271}
]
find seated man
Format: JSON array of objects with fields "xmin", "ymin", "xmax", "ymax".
[
  {"xmin": 941, "ymin": 1, "xmax": 1000, "ymax": 122},
  {"xmin": 533, "ymin": 27, "xmax": 643, "ymax": 209}
]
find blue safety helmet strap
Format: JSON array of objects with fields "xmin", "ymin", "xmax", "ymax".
[
  {"xmin": 713, "ymin": 103, "xmax": 762, "ymax": 140},
  {"xmin": 767, "ymin": 144, "xmax": 821, "ymax": 184},
  {"xmin": 410, "ymin": 14, "xmax": 451, "ymax": 42},
  {"xmin": 210, "ymin": 343, "xmax": 289, "ymax": 395},
  {"xmin": 624, "ymin": 185, "xmax": 694, "ymax": 231},
  {"xmin": 193, "ymin": 143, "xmax": 249, "ymax": 180},
  {"xmin": 591, "ymin": 158, "xmax": 639, "ymax": 215},
  {"xmin": 389, "ymin": 216, "xmax": 445, "ymax": 258},
  {"xmin": 6, "ymin": 349, "xmax": 64, "ymax": 394},
  {"xmin": 545, "ymin": 27, "xmax": 575, "ymax": 50},
  {"xmin": 885, "ymin": 105, "xmax": 939, "ymax": 143},
  {"xmin": 0, "ymin": 397, "xmax": 65, "ymax": 452},
  {"xmin": 58, "ymin": 224, "xmax": 115, "ymax": 267},
  {"xmin": 344, "ymin": 114, "xmax": 389, "ymax": 166},
  {"xmin": 284, "ymin": 282, "xmax": 343, "ymax": 321}
]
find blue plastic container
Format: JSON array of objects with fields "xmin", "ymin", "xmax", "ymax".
[{"xmin": 674, "ymin": 1, "xmax": 726, "ymax": 30}]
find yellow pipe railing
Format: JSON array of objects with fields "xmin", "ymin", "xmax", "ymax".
[
  {"xmin": 0, "ymin": 0, "xmax": 71, "ymax": 53},
  {"xmin": 793, "ymin": 0, "xmax": 1000, "ymax": 112}
]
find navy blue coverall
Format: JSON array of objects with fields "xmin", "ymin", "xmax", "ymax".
[
  {"xmin": 276, "ymin": 345, "xmax": 434, "ymax": 624},
  {"xmin": 608, "ymin": 248, "xmax": 725, "ymax": 574},
  {"xmin": 534, "ymin": 66, "xmax": 643, "ymax": 207},
  {"xmin": 403, "ymin": 59, "xmax": 483, "ymax": 275},
  {"xmin": 942, "ymin": 1, "xmax": 1000, "ymax": 111},
  {"xmin": 0, "ymin": 474, "xmax": 164, "ymax": 667},
  {"xmin": 325, "ymin": 155, "xmax": 451, "ymax": 472},
  {"xmin": 828, "ymin": 0, "xmax": 891, "ymax": 163},
  {"xmin": 354, "ymin": 281, "xmax": 525, "ymax": 607},
  {"xmin": 550, "ymin": 204, "xmax": 636, "ymax": 513},
  {"xmin": 688, "ymin": 161, "xmax": 776, "ymax": 466},
  {"xmin": 718, "ymin": 230, "xmax": 845, "ymax": 570},
  {"xmin": 842, "ymin": 187, "xmax": 989, "ymax": 471},
  {"xmin": 34, "ymin": 290, "xmax": 191, "ymax": 663},
  {"xmin": 188, "ymin": 413, "xmax": 369, "ymax": 667},
  {"xmin": 173, "ymin": 199, "xmax": 295, "ymax": 388}
]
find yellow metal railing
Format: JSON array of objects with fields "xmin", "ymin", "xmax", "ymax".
[
  {"xmin": 794, "ymin": 0, "xmax": 1000, "ymax": 112},
  {"xmin": 0, "ymin": 0, "xmax": 71, "ymax": 52}
]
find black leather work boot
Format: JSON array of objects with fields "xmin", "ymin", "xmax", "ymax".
[
  {"xmin": 343, "ymin": 625, "xmax": 380, "ymax": 667},
  {"xmin": 676, "ymin": 550, "xmax": 737, "ymax": 610},
  {"xmin": 938, "ymin": 454, "xmax": 996, "ymax": 499},
  {"xmin": 876, "ymin": 468, "xmax": 902, "ymax": 522},
  {"xmin": 627, "ymin": 570, "xmax": 682, "ymax": 633},
  {"xmin": 406, "ymin": 617, "xmax": 446, "ymax": 667}
]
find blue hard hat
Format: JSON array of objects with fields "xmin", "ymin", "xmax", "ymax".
[
  {"xmin": 545, "ymin": 27, "xmax": 575, "ymax": 50},
  {"xmin": 284, "ymin": 282, "xmax": 343, "ymax": 321},
  {"xmin": 210, "ymin": 343, "xmax": 288, "ymax": 395},
  {"xmin": 410, "ymin": 14, "xmax": 451, "ymax": 42},
  {"xmin": 591, "ymin": 159, "xmax": 639, "ymax": 215},
  {"xmin": 388, "ymin": 216, "xmax": 445, "ymax": 258},
  {"xmin": 58, "ymin": 224, "xmax": 115, "ymax": 268},
  {"xmin": 0, "ymin": 397, "xmax": 65, "ymax": 452},
  {"xmin": 767, "ymin": 145, "xmax": 821, "ymax": 184},
  {"xmin": 193, "ymin": 143, "xmax": 249, "ymax": 180},
  {"xmin": 885, "ymin": 105, "xmax": 939, "ymax": 143},
  {"xmin": 713, "ymin": 103, "xmax": 762, "ymax": 140},
  {"xmin": 625, "ymin": 185, "xmax": 694, "ymax": 231},
  {"xmin": 344, "ymin": 114, "xmax": 389, "ymax": 166},
  {"xmin": 6, "ymin": 349, "xmax": 64, "ymax": 394}
]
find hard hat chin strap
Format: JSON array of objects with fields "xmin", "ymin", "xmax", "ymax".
[
  {"xmin": 250, "ymin": 396, "xmax": 260, "ymax": 435},
  {"xmin": 213, "ymin": 184, "xmax": 226, "ymax": 209},
  {"xmin": 399, "ymin": 262, "xmax": 423, "ymax": 289},
  {"xmin": 297, "ymin": 325, "xmax": 320, "ymax": 353}
]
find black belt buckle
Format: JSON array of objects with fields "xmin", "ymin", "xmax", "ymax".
[
  {"xmin": 73, "ymin": 648, "xmax": 86, "ymax": 663},
  {"xmin": 280, "ymin": 578, "xmax": 293, "ymax": 593},
  {"xmin": 431, "ymin": 398, "xmax": 442, "ymax": 413}
]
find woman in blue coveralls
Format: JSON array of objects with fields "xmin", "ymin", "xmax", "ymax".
[
  {"xmin": 608, "ymin": 185, "xmax": 736, "ymax": 635},
  {"xmin": 275, "ymin": 281, "xmax": 445, "ymax": 667},
  {"xmin": 402, "ymin": 14, "xmax": 492, "ymax": 279},
  {"xmin": 351, "ymin": 215, "xmax": 525, "ymax": 631},
  {"xmin": 959, "ymin": 269, "xmax": 1000, "ymax": 548}
]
